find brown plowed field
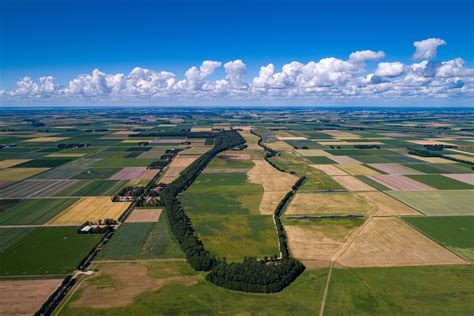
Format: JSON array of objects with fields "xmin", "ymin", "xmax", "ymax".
[
  {"xmin": 0, "ymin": 279, "xmax": 62, "ymax": 315},
  {"xmin": 126, "ymin": 208, "xmax": 162, "ymax": 223},
  {"xmin": 337, "ymin": 217, "xmax": 466, "ymax": 267}
]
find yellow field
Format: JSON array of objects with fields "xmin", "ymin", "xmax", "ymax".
[
  {"xmin": 408, "ymin": 156, "xmax": 457, "ymax": 163},
  {"xmin": 317, "ymin": 141, "xmax": 353, "ymax": 146},
  {"xmin": 310, "ymin": 164, "xmax": 348, "ymax": 176},
  {"xmin": 447, "ymin": 154, "xmax": 474, "ymax": 163},
  {"xmin": 121, "ymin": 139, "xmax": 154, "ymax": 143},
  {"xmin": 296, "ymin": 149, "xmax": 330, "ymax": 156},
  {"xmin": 335, "ymin": 163, "xmax": 380, "ymax": 176},
  {"xmin": 355, "ymin": 192, "xmax": 420, "ymax": 216},
  {"xmin": 0, "ymin": 159, "xmax": 30, "ymax": 168},
  {"xmin": 0, "ymin": 168, "xmax": 49, "ymax": 181},
  {"xmin": 48, "ymin": 197, "xmax": 131, "ymax": 225},
  {"xmin": 286, "ymin": 192, "xmax": 376, "ymax": 215},
  {"xmin": 46, "ymin": 153, "xmax": 85, "ymax": 158},
  {"xmin": 190, "ymin": 127, "xmax": 213, "ymax": 132},
  {"xmin": 332, "ymin": 176, "xmax": 376, "ymax": 191},
  {"xmin": 23, "ymin": 137, "xmax": 69, "ymax": 142}
]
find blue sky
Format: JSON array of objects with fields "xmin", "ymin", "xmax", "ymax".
[{"xmin": 0, "ymin": 0, "xmax": 473, "ymax": 106}]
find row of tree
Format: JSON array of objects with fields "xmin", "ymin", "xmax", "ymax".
[{"xmin": 160, "ymin": 130, "xmax": 245, "ymax": 271}]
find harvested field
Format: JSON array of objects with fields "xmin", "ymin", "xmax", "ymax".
[
  {"xmin": 296, "ymin": 149, "xmax": 330, "ymax": 156},
  {"xmin": 0, "ymin": 167, "xmax": 49, "ymax": 181},
  {"xmin": 203, "ymin": 168, "xmax": 249, "ymax": 173},
  {"xmin": 46, "ymin": 153, "xmax": 85, "ymax": 158},
  {"xmin": 0, "ymin": 159, "xmax": 30, "ymax": 168},
  {"xmin": 367, "ymin": 174, "xmax": 436, "ymax": 191},
  {"xmin": 276, "ymin": 136, "xmax": 308, "ymax": 140},
  {"xmin": 286, "ymin": 192, "xmax": 376, "ymax": 215},
  {"xmin": 248, "ymin": 159, "xmax": 298, "ymax": 214},
  {"xmin": 0, "ymin": 279, "xmax": 62, "ymax": 315},
  {"xmin": 321, "ymin": 130, "xmax": 360, "ymax": 138},
  {"xmin": 126, "ymin": 208, "xmax": 162, "ymax": 223},
  {"xmin": 48, "ymin": 197, "xmax": 131, "ymax": 225},
  {"xmin": 285, "ymin": 218, "xmax": 364, "ymax": 262},
  {"xmin": 160, "ymin": 157, "xmax": 196, "ymax": 184},
  {"xmin": 318, "ymin": 141, "xmax": 353, "ymax": 146},
  {"xmin": 409, "ymin": 155, "xmax": 456, "ymax": 163},
  {"xmin": 332, "ymin": 176, "xmax": 376, "ymax": 191},
  {"xmin": 0, "ymin": 179, "xmax": 76, "ymax": 198},
  {"xmin": 443, "ymin": 173, "xmax": 474, "ymax": 185},
  {"xmin": 310, "ymin": 164, "xmax": 348, "ymax": 176},
  {"xmin": 387, "ymin": 190, "xmax": 474, "ymax": 215},
  {"xmin": 109, "ymin": 167, "xmax": 147, "ymax": 180},
  {"xmin": 448, "ymin": 154, "xmax": 474, "ymax": 163},
  {"xmin": 356, "ymin": 192, "xmax": 420, "ymax": 216},
  {"xmin": 69, "ymin": 263, "xmax": 199, "ymax": 309},
  {"xmin": 335, "ymin": 163, "xmax": 380, "ymax": 175},
  {"xmin": 337, "ymin": 217, "xmax": 466, "ymax": 267},
  {"xmin": 265, "ymin": 141, "xmax": 295, "ymax": 151},
  {"xmin": 327, "ymin": 156, "xmax": 361, "ymax": 164},
  {"xmin": 138, "ymin": 148, "xmax": 167, "ymax": 158},
  {"xmin": 178, "ymin": 146, "xmax": 211, "ymax": 156},
  {"xmin": 368, "ymin": 163, "xmax": 424, "ymax": 175}
]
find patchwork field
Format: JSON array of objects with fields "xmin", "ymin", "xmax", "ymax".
[
  {"xmin": 286, "ymin": 192, "xmax": 376, "ymax": 215},
  {"xmin": 367, "ymin": 174, "xmax": 436, "ymax": 190},
  {"xmin": 0, "ymin": 179, "xmax": 77, "ymax": 198},
  {"xmin": 48, "ymin": 197, "xmax": 131, "ymax": 225},
  {"xmin": 160, "ymin": 157, "xmax": 197, "ymax": 183}
]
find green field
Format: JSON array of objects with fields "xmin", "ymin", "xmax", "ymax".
[
  {"xmin": 192, "ymin": 215, "xmax": 280, "ymax": 260},
  {"xmin": 15, "ymin": 158, "xmax": 77, "ymax": 168},
  {"xmin": 59, "ymin": 261, "xmax": 328, "ymax": 315},
  {"xmin": 91, "ymin": 158, "xmax": 157, "ymax": 168},
  {"xmin": 98, "ymin": 214, "xmax": 184, "ymax": 260},
  {"xmin": 56, "ymin": 180, "xmax": 127, "ymax": 196},
  {"xmin": 207, "ymin": 156, "xmax": 254, "ymax": 169},
  {"xmin": 0, "ymin": 198, "xmax": 78, "ymax": 225},
  {"xmin": 0, "ymin": 227, "xmax": 101, "ymax": 277},
  {"xmin": 325, "ymin": 265, "xmax": 474, "ymax": 315},
  {"xmin": 403, "ymin": 216, "xmax": 474, "ymax": 261},
  {"xmin": 306, "ymin": 156, "xmax": 334, "ymax": 164},
  {"xmin": 388, "ymin": 190, "xmax": 474, "ymax": 215},
  {"xmin": 407, "ymin": 174, "xmax": 473, "ymax": 190},
  {"xmin": 73, "ymin": 168, "xmax": 121, "ymax": 179}
]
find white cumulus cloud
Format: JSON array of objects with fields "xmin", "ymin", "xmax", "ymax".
[{"xmin": 413, "ymin": 38, "xmax": 447, "ymax": 59}]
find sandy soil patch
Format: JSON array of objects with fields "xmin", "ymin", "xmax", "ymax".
[
  {"xmin": 337, "ymin": 217, "xmax": 466, "ymax": 267},
  {"xmin": 335, "ymin": 163, "xmax": 380, "ymax": 175},
  {"xmin": 0, "ymin": 159, "xmax": 31, "ymax": 168},
  {"xmin": 126, "ymin": 208, "xmax": 162, "ymax": 223},
  {"xmin": 332, "ymin": 176, "xmax": 376, "ymax": 191},
  {"xmin": 248, "ymin": 159, "xmax": 298, "ymax": 214},
  {"xmin": 70, "ymin": 263, "xmax": 198, "ymax": 309},
  {"xmin": 159, "ymin": 157, "xmax": 197, "ymax": 184},
  {"xmin": 0, "ymin": 278, "xmax": 62, "ymax": 315},
  {"xmin": 327, "ymin": 156, "xmax": 361, "ymax": 164},
  {"xmin": 310, "ymin": 164, "xmax": 348, "ymax": 176},
  {"xmin": 355, "ymin": 192, "xmax": 420, "ymax": 216},
  {"xmin": 367, "ymin": 174, "xmax": 436, "ymax": 191},
  {"xmin": 368, "ymin": 163, "xmax": 424, "ymax": 175},
  {"xmin": 48, "ymin": 197, "xmax": 131, "ymax": 225},
  {"xmin": 296, "ymin": 149, "xmax": 331, "ymax": 156},
  {"xmin": 287, "ymin": 192, "xmax": 376, "ymax": 215},
  {"xmin": 443, "ymin": 173, "xmax": 474, "ymax": 185}
]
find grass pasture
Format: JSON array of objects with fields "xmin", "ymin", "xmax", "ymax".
[
  {"xmin": 59, "ymin": 261, "xmax": 327, "ymax": 315},
  {"xmin": 56, "ymin": 179, "xmax": 127, "ymax": 196},
  {"xmin": 0, "ymin": 227, "xmax": 101, "ymax": 277},
  {"xmin": 407, "ymin": 174, "xmax": 473, "ymax": 190},
  {"xmin": 403, "ymin": 216, "xmax": 474, "ymax": 261},
  {"xmin": 326, "ymin": 265, "xmax": 474, "ymax": 315}
]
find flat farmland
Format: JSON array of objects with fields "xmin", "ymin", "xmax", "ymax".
[
  {"xmin": 56, "ymin": 179, "xmax": 127, "ymax": 196},
  {"xmin": 337, "ymin": 217, "xmax": 466, "ymax": 267},
  {"xmin": 48, "ymin": 197, "xmax": 131, "ymax": 225},
  {"xmin": 356, "ymin": 192, "xmax": 420, "ymax": 216},
  {"xmin": 0, "ymin": 227, "xmax": 101, "ymax": 277},
  {"xmin": 284, "ymin": 217, "xmax": 365, "ymax": 264},
  {"xmin": 0, "ymin": 159, "xmax": 30, "ymax": 168},
  {"xmin": 335, "ymin": 163, "xmax": 380, "ymax": 176},
  {"xmin": 91, "ymin": 158, "xmax": 156, "ymax": 168},
  {"xmin": 73, "ymin": 168, "xmax": 121, "ymax": 179},
  {"xmin": 159, "ymin": 157, "xmax": 197, "ymax": 184},
  {"xmin": 403, "ymin": 216, "xmax": 474, "ymax": 261},
  {"xmin": 332, "ymin": 175, "xmax": 376, "ymax": 191},
  {"xmin": 58, "ymin": 261, "xmax": 327, "ymax": 315},
  {"xmin": 0, "ymin": 179, "xmax": 77, "ymax": 198},
  {"xmin": 192, "ymin": 215, "xmax": 280, "ymax": 261},
  {"xmin": 0, "ymin": 167, "xmax": 49, "ymax": 182},
  {"xmin": 310, "ymin": 164, "xmax": 348, "ymax": 175},
  {"xmin": 98, "ymin": 213, "xmax": 184, "ymax": 260},
  {"xmin": 443, "ymin": 173, "xmax": 474, "ymax": 185},
  {"xmin": 367, "ymin": 174, "xmax": 436, "ymax": 190},
  {"xmin": 126, "ymin": 208, "xmax": 162, "ymax": 223},
  {"xmin": 407, "ymin": 174, "xmax": 474, "ymax": 190},
  {"xmin": 286, "ymin": 192, "xmax": 376, "ymax": 215},
  {"xmin": 325, "ymin": 265, "xmax": 474, "ymax": 315},
  {"xmin": 387, "ymin": 190, "xmax": 474, "ymax": 215},
  {"xmin": 0, "ymin": 198, "xmax": 78, "ymax": 225},
  {"xmin": 368, "ymin": 163, "xmax": 423, "ymax": 175},
  {"xmin": 0, "ymin": 278, "xmax": 62, "ymax": 315}
]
